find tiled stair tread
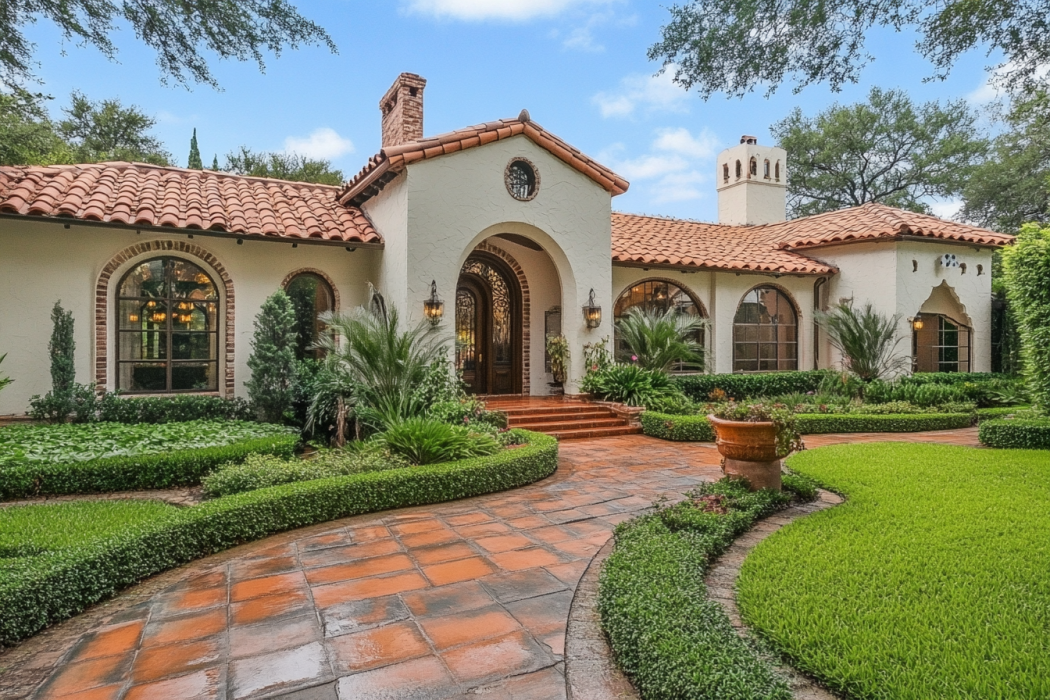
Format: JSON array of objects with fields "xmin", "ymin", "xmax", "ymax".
[
  {"xmin": 509, "ymin": 418, "xmax": 628, "ymax": 431},
  {"xmin": 508, "ymin": 411, "xmax": 619, "ymax": 425},
  {"xmin": 498, "ymin": 405, "xmax": 606, "ymax": 416},
  {"xmin": 549, "ymin": 426, "xmax": 644, "ymax": 440}
]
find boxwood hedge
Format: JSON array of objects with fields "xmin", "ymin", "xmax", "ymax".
[
  {"xmin": 641, "ymin": 411, "xmax": 974, "ymax": 442},
  {"xmin": 975, "ymin": 406, "xmax": 1033, "ymax": 422},
  {"xmin": 978, "ymin": 418, "xmax": 1050, "ymax": 449},
  {"xmin": 0, "ymin": 430, "xmax": 557, "ymax": 646},
  {"xmin": 672, "ymin": 371, "xmax": 830, "ymax": 402},
  {"xmin": 0, "ymin": 433, "xmax": 299, "ymax": 499}
]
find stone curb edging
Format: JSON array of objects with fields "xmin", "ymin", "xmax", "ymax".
[
  {"xmin": 564, "ymin": 536, "xmax": 640, "ymax": 700},
  {"xmin": 704, "ymin": 489, "xmax": 845, "ymax": 700}
]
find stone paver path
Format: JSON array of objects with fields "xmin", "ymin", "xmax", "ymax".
[{"xmin": 5, "ymin": 428, "xmax": 981, "ymax": 700}]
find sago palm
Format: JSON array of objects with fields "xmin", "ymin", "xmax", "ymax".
[
  {"xmin": 816, "ymin": 302, "xmax": 908, "ymax": 382},
  {"xmin": 616, "ymin": 307, "xmax": 707, "ymax": 372},
  {"xmin": 315, "ymin": 303, "xmax": 448, "ymax": 429}
]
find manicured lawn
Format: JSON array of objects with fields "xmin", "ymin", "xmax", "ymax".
[
  {"xmin": 0, "ymin": 500, "xmax": 179, "ymax": 558},
  {"xmin": 737, "ymin": 443, "xmax": 1050, "ymax": 700}
]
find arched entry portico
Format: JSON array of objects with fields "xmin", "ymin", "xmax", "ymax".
[{"xmin": 912, "ymin": 281, "xmax": 973, "ymax": 373}]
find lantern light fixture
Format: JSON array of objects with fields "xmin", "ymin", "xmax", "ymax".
[
  {"xmin": 910, "ymin": 316, "xmax": 924, "ymax": 331},
  {"xmin": 423, "ymin": 280, "xmax": 444, "ymax": 325},
  {"xmin": 583, "ymin": 288, "xmax": 602, "ymax": 329}
]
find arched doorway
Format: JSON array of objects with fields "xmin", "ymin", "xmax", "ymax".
[
  {"xmin": 455, "ymin": 251, "xmax": 523, "ymax": 394},
  {"xmin": 912, "ymin": 282, "xmax": 972, "ymax": 373}
]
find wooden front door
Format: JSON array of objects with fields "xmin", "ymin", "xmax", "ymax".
[{"xmin": 455, "ymin": 253, "xmax": 522, "ymax": 395}]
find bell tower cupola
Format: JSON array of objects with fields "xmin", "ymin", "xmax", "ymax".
[{"xmin": 716, "ymin": 135, "xmax": 787, "ymax": 226}]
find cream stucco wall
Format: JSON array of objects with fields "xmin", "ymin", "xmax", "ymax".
[
  {"xmin": 380, "ymin": 134, "xmax": 613, "ymax": 392},
  {"xmin": 816, "ymin": 240, "xmax": 994, "ymax": 373},
  {"xmin": 0, "ymin": 218, "xmax": 378, "ymax": 415}
]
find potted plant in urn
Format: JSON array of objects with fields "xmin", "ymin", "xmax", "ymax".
[
  {"xmin": 707, "ymin": 403, "xmax": 804, "ymax": 491},
  {"xmin": 546, "ymin": 334, "xmax": 569, "ymax": 395}
]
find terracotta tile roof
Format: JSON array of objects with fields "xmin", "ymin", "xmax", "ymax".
[
  {"xmin": 613, "ymin": 203, "xmax": 1012, "ymax": 275},
  {"xmin": 768, "ymin": 202, "xmax": 1014, "ymax": 250},
  {"xmin": 0, "ymin": 163, "xmax": 382, "ymax": 246},
  {"xmin": 339, "ymin": 112, "xmax": 629, "ymax": 206},
  {"xmin": 612, "ymin": 212, "xmax": 837, "ymax": 275}
]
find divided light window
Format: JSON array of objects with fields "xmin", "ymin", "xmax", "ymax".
[
  {"xmin": 733, "ymin": 287, "xmax": 798, "ymax": 372},
  {"xmin": 117, "ymin": 257, "xmax": 219, "ymax": 393}
]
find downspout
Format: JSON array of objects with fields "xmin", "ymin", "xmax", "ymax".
[{"xmin": 813, "ymin": 277, "xmax": 827, "ymax": 370}]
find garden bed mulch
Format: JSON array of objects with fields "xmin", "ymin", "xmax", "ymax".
[
  {"xmin": 0, "ymin": 487, "xmax": 203, "ymax": 509},
  {"xmin": 705, "ymin": 489, "xmax": 844, "ymax": 700}
]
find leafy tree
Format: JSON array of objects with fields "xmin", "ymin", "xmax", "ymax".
[
  {"xmin": 58, "ymin": 91, "xmax": 171, "ymax": 165},
  {"xmin": 0, "ymin": 90, "xmax": 72, "ymax": 166},
  {"xmin": 246, "ymin": 290, "xmax": 299, "ymax": 423},
  {"xmin": 223, "ymin": 147, "xmax": 344, "ymax": 185},
  {"xmin": 615, "ymin": 307, "xmax": 707, "ymax": 372},
  {"xmin": 187, "ymin": 128, "xmax": 203, "ymax": 169},
  {"xmin": 961, "ymin": 91, "xmax": 1050, "ymax": 232},
  {"xmin": 1001, "ymin": 223, "xmax": 1050, "ymax": 411},
  {"xmin": 772, "ymin": 88, "xmax": 987, "ymax": 218},
  {"xmin": 649, "ymin": 0, "xmax": 1050, "ymax": 98},
  {"xmin": 1, "ymin": 0, "xmax": 336, "ymax": 90},
  {"xmin": 815, "ymin": 302, "xmax": 908, "ymax": 382}
]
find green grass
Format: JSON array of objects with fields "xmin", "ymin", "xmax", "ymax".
[
  {"xmin": 0, "ymin": 500, "xmax": 178, "ymax": 558},
  {"xmin": 737, "ymin": 443, "xmax": 1050, "ymax": 700}
]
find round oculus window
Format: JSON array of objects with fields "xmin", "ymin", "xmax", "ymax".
[{"xmin": 505, "ymin": 159, "xmax": 539, "ymax": 201}]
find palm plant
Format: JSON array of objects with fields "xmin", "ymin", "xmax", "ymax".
[
  {"xmin": 0, "ymin": 353, "xmax": 12, "ymax": 396},
  {"xmin": 816, "ymin": 302, "xmax": 908, "ymax": 382},
  {"xmin": 315, "ymin": 302, "xmax": 448, "ymax": 430},
  {"xmin": 616, "ymin": 307, "xmax": 707, "ymax": 372}
]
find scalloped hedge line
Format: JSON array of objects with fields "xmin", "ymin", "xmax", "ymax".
[
  {"xmin": 0, "ymin": 434, "xmax": 300, "ymax": 499},
  {"xmin": 0, "ymin": 430, "xmax": 558, "ymax": 646},
  {"xmin": 641, "ymin": 411, "xmax": 974, "ymax": 442},
  {"xmin": 671, "ymin": 371, "xmax": 830, "ymax": 402},
  {"xmin": 978, "ymin": 418, "xmax": 1050, "ymax": 449}
]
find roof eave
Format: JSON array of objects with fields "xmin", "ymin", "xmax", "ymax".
[
  {"xmin": 0, "ymin": 212, "xmax": 385, "ymax": 250},
  {"xmin": 611, "ymin": 258, "xmax": 836, "ymax": 277},
  {"xmin": 782, "ymin": 233, "xmax": 1012, "ymax": 252}
]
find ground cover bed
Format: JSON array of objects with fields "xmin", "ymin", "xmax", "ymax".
[
  {"xmin": 0, "ymin": 429, "xmax": 557, "ymax": 647},
  {"xmin": 0, "ymin": 421, "xmax": 299, "ymax": 498},
  {"xmin": 737, "ymin": 443, "xmax": 1050, "ymax": 699},
  {"xmin": 598, "ymin": 476, "xmax": 818, "ymax": 700}
]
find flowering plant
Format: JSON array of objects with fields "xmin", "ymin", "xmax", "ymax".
[{"xmin": 708, "ymin": 401, "xmax": 804, "ymax": 457}]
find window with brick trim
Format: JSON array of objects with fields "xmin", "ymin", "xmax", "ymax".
[{"xmin": 733, "ymin": 287, "xmax": 798, "ymax": 372}]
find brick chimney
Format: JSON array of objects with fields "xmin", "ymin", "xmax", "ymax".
[{"xmin": 380, "ymin": 73, "xmax": 426, "ymax": 149}]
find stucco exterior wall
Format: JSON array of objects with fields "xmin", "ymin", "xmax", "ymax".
[
  {"xmin": 398, "ymin": 134, "xmax": 613, "ymax": 391},
  {"xmin": 816, "ymin": 240, "xmax": 994, "ymax": 373},
  {"xmin": 0, "ymin": 218, "xmax": 378, "ymax": 415},
  {"xmin": 361, "ymin": 175, "xmax": 409, "ymax": 313}
]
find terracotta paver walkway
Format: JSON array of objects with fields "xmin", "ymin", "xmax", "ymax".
[{"xmin": 5, "ymin": 429, "xmax": 981, "ymax": 700}]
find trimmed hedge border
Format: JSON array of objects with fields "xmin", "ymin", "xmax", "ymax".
[
  {"xmin": 979, "ymin": 418, "xmax": 1050, "ymax": 449},
  {"xmin": 672, "ymin": 371, "xmax": 829, "ymax": 402},
  {"xmin": 0, "ymin": 430, "xmax": 557, "ymax": 646},
  {"xmin": 0, "ymin": 434, "xmax": 300, "ymax": 499},
  {"xmin": 641, "ymin": 411, "xmax": 974, "ymax": 441},
  {"xmin": 976, "ymin": 406, "xmax": 1032, "ymax": 422}
]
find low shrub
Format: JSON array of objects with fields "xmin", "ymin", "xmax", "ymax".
[
  {"xmin": 672, "ymin": 370, "xmax": 831, "ymax": 402},
  {"xmin": 979, "ymin": 418, "xmax": 1050, "ymax": 449},
  {"xmin": 96, "ymin": 393, "xmax": 256, "ymax": 424},
  {"xmin": 581, "ymin": 364, "xmax": 679, "ymax": 406},
  {"xmin": 428, "ymin": 398, "xmax": 508, "ymax": 429},
  {"xmin": 0, "ymin": 430, "xmax": 557, "ymax": 646},
  {"xmin": 380, "ymin": 417, "xmax": 502, "ymax": 465},
  {"xmin": 0, "ymin": 422, "xmax": 297, "ymax": 498},
  {"xmin": 202, "ymin": 446, "xmax": 411, "ymax": 497},
  {"xmin": 598, "ymin": 478, "xmax": 815, "ymax": 700},
  {"xmin": 794, "ymin": 413, "xmax": 973, "ymax": 434},
  {"xmin": 640, "ymin": 411, "xmax": 715, "ymax": 441}
]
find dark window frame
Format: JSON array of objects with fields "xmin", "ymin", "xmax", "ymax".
[
  {"xmin": 613, "ymin": 279, "xmax": 707, "ymax": 373},
  {"xmin": 732, "ymin": 286, "xmax": 799, "ymax": 373}
]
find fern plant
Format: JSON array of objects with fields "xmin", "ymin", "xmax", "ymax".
[{"xmin": 815, "ymin": 302, "xmax": 908, "ymax": 382}]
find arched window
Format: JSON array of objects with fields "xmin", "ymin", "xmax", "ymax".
[
  {"xmin": 614, "ymin": 280, "xmax": 706, "ymax": 372},
  {"xmin": 285, "ymin": 272, "xmax": 335, "ymax": 361},
  {"xmin": 774, "ymin": 161, "xmax": 781, "ymax": 180},
  {"xmin": 117, "ymin": 257, "xmax": 219, "ymax": 392},
  {"xmin": 763, "ymin": 160, "xmax": 770, "ymax": 179},
  {"xmin": 749, "ymin": 157, "xmax": 758, "ymax": 177},
  {"xmin": 722, "ymin": 163, "xmax": 729, "ymax": 182},
  {"xmin": 735, "ymin": 160, "xmax": 742, "ymax": 178},
  {"xmin": 913, "ymin": 314, "xmax": 971, "ymax": 372},
  {"xmin": 733, "ymin": 287, "xmax": 798, "ymax": 372}
]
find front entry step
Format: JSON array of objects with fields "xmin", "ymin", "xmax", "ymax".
[{"xmin": 485, "ymin": 398, "xmax": 641, "ymax": 440}]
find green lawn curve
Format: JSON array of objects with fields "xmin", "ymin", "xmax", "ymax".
[{"xmin": 736, "ymin": 443, "xmax": 1050, "ymax": 700}]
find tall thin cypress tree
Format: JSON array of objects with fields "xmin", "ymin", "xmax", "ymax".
[
  {"xmin": 246, "ymin": 290, "xmax": 299, "ymax": 423},
  {"xmin": 211, "ymin": 154, "xmax": 219, "ymax": 171},
  {"xmin": 49, "ymin": 301, "xmax": 76, "ymax": 395},
  {"xmin": 187, "ymin": 128, "xmax": 203, "ymax": 169}
]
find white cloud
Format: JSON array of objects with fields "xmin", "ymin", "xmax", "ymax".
[
  {"xmin": 968, "ymin": 62, "xmax": 1050, "ymax": 105},
  {"xmin": 405, "ymin": 0, "xmax": 612, "ymax": 21},
  {"xmin": 282, "ymin": 128, "xmax": 355, "ymax": 160},
  {"xmin": 562, "ymin": 25, "xmax": 603, "ymax": 52},
  {"xmin": 652, "ymin": 127, "xmax": 718, "ymax": 160},
  {"xmin": 600, "ymin": 127, "xmax": 720, "ymax": 204},
  {"xmin": 592, "ymin": 69, "xmax": 690, "ymax": 119},
  {"xmin": 652, "ymin": 171, "xmax": 707, "ymax": 204},
  {"xmin": 929, "ymin": 198, "xmax": 962, "ymax": 220}
]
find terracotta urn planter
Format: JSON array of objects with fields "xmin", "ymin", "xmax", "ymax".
[{"xmin": 707, "ymin": 415, "xmax": 782, "ymax": 491}]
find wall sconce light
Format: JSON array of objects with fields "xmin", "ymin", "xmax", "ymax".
[
  {"xmin": 583, "ymin": 288, "xmax": 602, "ymax": 329},
  {"xmin": 423, "ymin": 280, "xmax": 444, "ymax": 325},
  {"xmin": 128, "ymin": 313, "xmax": 140, "ymax": 323},
  {"xmin": 909, "ymin": 317, "xmax": 924, "ymax": 331}
]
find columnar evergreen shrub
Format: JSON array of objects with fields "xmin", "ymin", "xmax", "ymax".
[
  {"xmin": 246, "ymin": 290, "xmax": 299, "ymax": 423},
  {"xmin": 28, "ymin": 302, "xmax": 95, "ymax": 423},
  {"xmin": 1002, "ymin": 223, "xmax": 1050, "ymax": 412}
]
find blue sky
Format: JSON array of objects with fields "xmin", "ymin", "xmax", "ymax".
[{"xmin": 20, "ymin": 0, "xmax": 1004, "ymax": 222}]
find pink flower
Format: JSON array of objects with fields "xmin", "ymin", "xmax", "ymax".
[
  {"xmin": 631, "ymin": 355, "xmax": 638, "ymax": 362},
  {"xmin": 591, "ymin": 364, "xmax": 598, "ymax": 371}
]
